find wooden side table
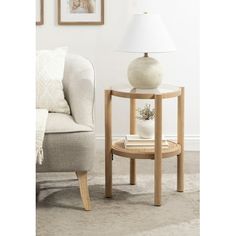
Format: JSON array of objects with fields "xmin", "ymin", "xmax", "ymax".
[{"xmin": 104, "ymin": 84, "xmax": 184, "ymax": 206}]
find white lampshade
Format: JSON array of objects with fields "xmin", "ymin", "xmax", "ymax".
[{"xmin": 119, "ymin": 13, "xmax": 176, "ymax": 53}]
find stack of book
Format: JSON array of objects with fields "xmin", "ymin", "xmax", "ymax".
[{"xmin": 124, "ymin": 135, "xmax": 169, "ymax": 150}]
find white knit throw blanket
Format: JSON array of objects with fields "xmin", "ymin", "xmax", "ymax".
[{"xmin": 36, "ymin": 109, "xmax": 48, "ymax": 164}]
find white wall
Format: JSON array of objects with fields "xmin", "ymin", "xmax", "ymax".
[{"xmin": 36, "ymin": 0, "xmax": 199, "ymax": 149}]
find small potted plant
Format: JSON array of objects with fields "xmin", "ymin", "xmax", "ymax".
[{"xmin": 136, "ymin": 104, "xmax": 155, "ymax": 139}]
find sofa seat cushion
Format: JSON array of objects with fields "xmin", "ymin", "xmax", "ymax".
[{"xmin": 46, "ymin": 113, "xmax": 92, "ymax": 134}]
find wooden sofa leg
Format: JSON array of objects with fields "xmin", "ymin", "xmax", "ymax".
[{"xmin": 76, "ymin": 171, "xmax": 91, "ymax": 211}]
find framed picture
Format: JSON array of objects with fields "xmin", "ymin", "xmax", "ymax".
[
  {"xmin": 36, "ymin": 0, "xmax": 44, "ymax": 25},
  {"xmin": 58, "ymin": 0, "xmax": 104, "ymax": 25}
]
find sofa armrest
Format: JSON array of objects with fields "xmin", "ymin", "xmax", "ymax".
[{"xmin": 63, "ymin": 54, "xmax": 95, "ymax": 128}]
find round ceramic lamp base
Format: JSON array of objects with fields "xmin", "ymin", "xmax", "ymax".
[{"xmin": 128, "ymin": 54, "xmax": 163, "ymax": 89}]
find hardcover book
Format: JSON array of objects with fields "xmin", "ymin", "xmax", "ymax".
[{"xmin": 124, "ymin": 135, "xmax": 169, "ymax": 149}]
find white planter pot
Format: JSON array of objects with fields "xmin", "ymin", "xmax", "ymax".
[{"xmin": 137, "ymin": 120, "xmax": 154, "ymax": 139}]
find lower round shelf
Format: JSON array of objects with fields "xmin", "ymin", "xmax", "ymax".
[{"xmin": 112, "ymin": 140, "xmax": 181, "ymax": 159}]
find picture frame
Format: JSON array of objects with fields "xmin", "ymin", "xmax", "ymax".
[
  {"xmin": 58, "ymin": 0, "xmax": 104, "ymax": 25},
  {"xmin": 36, "ymin": 0, "xmax": 44, "ymax": 25}
]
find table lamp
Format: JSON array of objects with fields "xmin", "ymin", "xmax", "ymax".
[{"xmin": 119, "ymin": 13, "xmax": 176, "ymax": 89}]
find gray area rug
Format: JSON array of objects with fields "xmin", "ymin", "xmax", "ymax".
[{"xmin": 37, "ymin": 172, "xmax": 199, "ymax": 236}]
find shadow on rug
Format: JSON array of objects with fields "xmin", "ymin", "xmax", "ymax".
[{"xmin": 37, "ymin": 174, "xmax": 199, "ymax": 236}]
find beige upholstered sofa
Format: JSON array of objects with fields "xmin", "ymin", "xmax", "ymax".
[{"xmin": 37, "ymin": 54, "xmax": 95, "ymax": 211}]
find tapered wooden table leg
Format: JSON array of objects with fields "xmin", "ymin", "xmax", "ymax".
[
  {"xmin": 177, "ymin": 87, "xmax": 185, "ymax": 192},
  {"xmin": 130, "ymin": 98, "xmax": 136, "ymax": 185},
  {"xmin": 105, "ymin": 90, "xmax": 112, "ymax": 197},
  {"xmin": 154, "ymin": 95, "xmax": 162, "ymax": 206}
]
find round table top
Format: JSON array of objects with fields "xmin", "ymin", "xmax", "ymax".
[{"xmin": 108, "ymin": 84, "xmax": 182, "ymax": 99}]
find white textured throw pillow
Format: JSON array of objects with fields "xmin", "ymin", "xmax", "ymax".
[
  {"xmin": 36, "ymin": 80, "xmax": 70, "ymax": 114},
  {"xmin": 36, "ymin": 47, "xmax": 70, "ymax": 114}
]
